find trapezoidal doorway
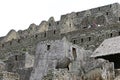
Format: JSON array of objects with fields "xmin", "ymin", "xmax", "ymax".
[{"xmin": 72, "ymin": 48, "xmax": 77, "ymax": 60}]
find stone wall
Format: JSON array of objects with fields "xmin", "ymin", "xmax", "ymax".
[
  {"xmin": 30, "ymin": 38, "xmax": 86, "ymax": 80},
  {"xmin": 1, "ymin": 3, "xmax": 120, "ymax": 44},
  {"xmin": 3, "ymin": 52, "xmax": 34, "ymax": 80},
  {"xmin": 0, "ymin": 3, "xmax": 120, "ymax": 80},
  {"xmin": 2, "ymin": 71, "xmax": 19, "ymax": 80},
  {"xmin": 1, "ymin": 23, "xmax": 120, "ymax": 60}
]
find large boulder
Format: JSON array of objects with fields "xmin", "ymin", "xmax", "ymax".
[{"xmin": 55, "ymin": 57, "xmax": 71, "ymax": 70}]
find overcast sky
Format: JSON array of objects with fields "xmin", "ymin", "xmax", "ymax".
[{"xmin": 0, "ymin": 0, "xmax": 119, "ymax": 37}]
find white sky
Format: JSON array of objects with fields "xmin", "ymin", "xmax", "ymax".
[{"xmin": 0, "ymin": 0, "xmax": 119, "ymax": 37}]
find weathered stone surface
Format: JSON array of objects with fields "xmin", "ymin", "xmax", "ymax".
[
  {"xmin": 25, "ymin": 52, "xmax": 34, "ymax": 68},
  {"xmin": 37, "ymin": 21, "xmax": 48, "ymax": 33},
  {"xmin": 0, "ymin": 3, "xmax": 120, "ymax": 80},
  {"xmin": 1, "ymin": 29, "xmax": 19, "ymax": 43},
  {"xmin": 30, "ymin": 37, "xmax": 86, "ymax": 80},
  {"xmin": 2, "ymin": 71, "xmax": 19, "ymax": 80}
]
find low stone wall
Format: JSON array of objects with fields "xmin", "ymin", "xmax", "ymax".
[{"xmin": 2, "ymin": 71, "xmax": 19, "ymax": 80}]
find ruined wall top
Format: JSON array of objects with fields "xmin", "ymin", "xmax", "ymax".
[{"xmin": 1, "ymin": 3, "xmax": 120, "ymax": 44}]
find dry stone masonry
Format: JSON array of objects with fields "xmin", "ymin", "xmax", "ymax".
[{"xmin": 0, "ymin": 3, "xmax": 120, "ymax": 80}]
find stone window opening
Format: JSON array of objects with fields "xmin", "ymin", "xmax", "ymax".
[
  {"xmin": 72, "ymin": 48, "xmax": 77, "ymax": 60},
  {"xmin": 57, "ymin": 22, "xmax": 59, "ymax": 25},
  {"xmin": 2, "ymin": 44, "xmax": 4, "ymax": 48},
  {"xmin": 76, "ymin": 12, "xmax": 79, "ymax": 16},
  {"xmin": 81, "ymin": 38, "xmax": 83, "ymax": 43},
  {"xmin": 119, "ymin": 32, "xmax": 120, "ymax": 35},
  {"xmin": 15, "ymin": 55, "xmax": 18, "ymax": 61},
  {"xmin": 110, "ymin": 5, "xmax": 112, "ymax": 8},
  {"xmin": 73, "ymin": 40, "xmax": 77, "ymax": 44},
  {"xmin": 87, "ymin": 45, "xmax": 89, "ymax": 48},
  {"xmin": 49, "ymin": 23, "xmax": 51, "ymax": 26},
  {"xmin": 70, "ymin": 24, "xmax": 71, "ymax": 27},
  {"xmin": 110, "ymin": 33, "xmax": 113, "ymax": 37},
  {"xmin": 83, "ymin": 26, "xmax": 87, "ymax": 29},
  {"xmin": 44, "ymin": 32, "xmax": 46, "ymax": 37},
  {"xmin": 35, "ymin": 35, "xmax": 38, "ymax": 38},
  {"xmin": 106, "ymin": 12, "xmax": 109, "ymax": 15},
  {"xmin": 88, "ymin": 37, "xmax": 91, "ymax": 41},
  {"xmin": 18, "ymin": 39, "xmax": 20, "ymax": 43},
  {"xmin": 98, "ymin": 7, "xmax": 100, "ymax": 11},
  {"xmin": 47, "ymin": 45, "xmax": 50, "ymax": 50},
  {"xmin": 54, "ymin": 30, "xmax": 56, "ymax": 34},
  {"xmin": 119, "ymin": 17, "xmax": 120, "ymax": 21},
  {"xmin": 10, "ymin": 41, "xmax": 12, "ymax": 45}
]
